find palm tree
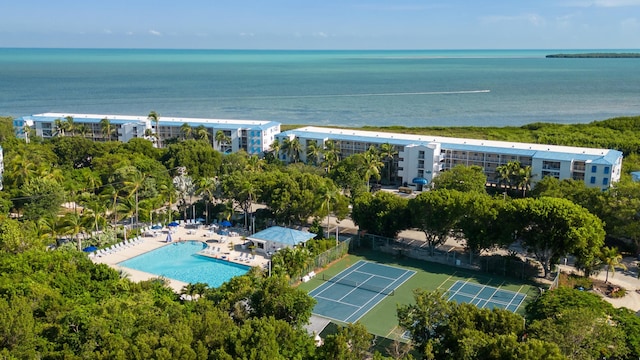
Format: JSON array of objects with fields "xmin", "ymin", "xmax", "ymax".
[
  {"xmin": 64, "ymin": 116, "xmax": 75, "ymax": 136},
  {"xmin": 306, "ymin": 142, "xmax": 322, "ymax": 166},
  {"xmin": 322, "ymin": 140, "xmax": 341, "ymax": 173},
  {"xmin": 54, "ymin": 118, "xmax": 65, "ymax": 137},
  {"xmin": 117, "ymin": 196, "xmax": 136, "ymax": 227},
  {"xmin": 124, "ymin": 170, "xmax": 146, "ymax": 225},
  {"xmin": 517, "ymin": 165, "xmax": 533, "ymax": 197},
  {"xmin": 23, "ymin": 123, "xmax": 31, "ymax": 143},
  {"xmin": 100, "ymin": 118, "xmax": 115, "ymax": 141},
  {"xmin": 83, "ymin": 198, "xmax": 108, "ymax": 233},
  {"xmin": 238, "ymin": 179, "xmax": 260, "ymax": 231},
  {"xmin": 318, "ymin": 185, "xmax": 340, "ymax": 242},
  {"xmin": 270, "ymin": 138, "xmax": 282, "ymax": 160},
  {"xmin": 148, "ymin": 111, "xmax": 160, "ymax": 147},
  {"xmin": 158, "ymin": 182, "xmax": 177, "ymax": 223},
  {"xmin": 196, "ymin": 177, "xmax": 218, "ymax": 224},
  {"xmin": 363, "ymin": 146, "xmax": 384, "ymax": 188},
  {"xmin": 496, "ymin": 163, "xmax": 511, "ymax": 189},
  {"xmin": 144, "ymin": 128, "xmax": 158, "ymax": 145},
  {"xmin": 180, "ymin": 123, "xmax": 193, "ymax": 140},
  {"xmin": 62, "ymin": 212, "xmax": 89, "ymax": 251},
  {"xmin": 9, "ymin": 153, "xmax": 37, "ymax": 187},
  {"xmin": 282, "ymin": 137, "xmax": 302, "ymax": 163},
  {"xmin": 195, "ymin": 125, "xmax": 209, "ymax": 142},
  {"xmin": 600, "ymin": 246, "xmax": 627, "ymax": 283},
  {"xmin": 100, "ymin": 184, "xmax": 121, "ymax": 226},
  {"xmin": 379, "ymin": 143, "xmax": 398, "ymax": 185},
  {"xmin": 39, "ymin": 215, "xmax": 64, "ymax": 242},
  {"xmin": 245, "ymin": 155, "xmax": 265, "ymax": 173},
  {"xmin": 215, "ymin": 130, "xmax": 231, "ymax": 153}
]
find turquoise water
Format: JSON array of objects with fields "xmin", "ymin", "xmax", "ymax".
[
  {"xmin": 1, "ymin": 48, "xmax": 639, "ymax": 127},
  {"xmin": 118, "ymin": 241, "xmax": 249, "ymax": 287}
]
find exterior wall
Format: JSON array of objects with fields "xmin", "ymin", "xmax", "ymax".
[{"xmin": 400, "ymin": 143, "xmax": 441, "ymax": 186}]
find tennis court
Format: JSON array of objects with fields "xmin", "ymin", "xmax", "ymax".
[
  {"xmin": 447, "ymin": 280, "xmax": 527, "ymax": 312},
  {"xmin": 309, "ymin": 260, "xmax": 415, "ymax": 323}
]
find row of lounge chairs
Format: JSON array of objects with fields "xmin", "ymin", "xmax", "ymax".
[
  {"xmin": 202, "ymin": 246, "xmax": 221, "ymax": 255},
  {"xmin": 234, "ymin": 252, "xmax": 256, "ymax": 263},
  {"xmin": 88, "ymin": 237, "xmax": 144, "ymax": 258}
]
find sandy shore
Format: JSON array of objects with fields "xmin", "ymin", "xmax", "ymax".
[{"xmin": 91, "ymin": 224, "xmax": 269, "ymax": 292}]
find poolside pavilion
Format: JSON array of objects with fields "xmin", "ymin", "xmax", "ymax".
[{"xmin": 246, "ymin": 226, "xmax": 316, "ymax": 255}]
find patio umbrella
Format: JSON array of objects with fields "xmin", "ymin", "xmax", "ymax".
[
  {"xmin": 220, "ymin": 220, "xmax": 232, "ymax": 227},
  {"xmin": 168, "ymin": 221, "xmax": 179, "ymax": 227},
  {"xmin": 82, "ymin": 245, "xmax": 98, "ymax": 252},
  {"xmin": 195, "ymin": 217, "xmax": 205, "ymax": 223},
  {"xmin": 166, "ymin": 232, "xmax": 173, "ymax": 243},
  {"xmin": 151, "ymin": 224, "xmax": 163, "ymax": 230}
]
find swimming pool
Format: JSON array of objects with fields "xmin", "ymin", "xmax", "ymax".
[{"xmin": 118, "ymin": 241, "xmax": 250, "ymax": 287}]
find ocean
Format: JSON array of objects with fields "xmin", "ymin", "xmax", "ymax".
[{"xmin": 1, "ymin": 48, "xmax": 639, "ymax": 127}]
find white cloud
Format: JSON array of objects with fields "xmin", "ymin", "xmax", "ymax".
[
  {"xmin": 352, "ymin": 4, "xmax": 447, "ymax": 11},
  {"xmin": 313, "ymin": 32, "xmax": 328, "ymax": 38},
  {"xmin": 563, "ymin": 0, "xmax": 640, "ymax": 7},
  {"xmin": 480, "ymin": 13, "xmax": 546, "ymax": 26},
  {"xmin": 126, "ymin": 32, "xmax": 134, "ymax": 36},
  {"xmin": 240, "ymin": 32, "xmax": 255, "ymax": 37},
  {"xmin": 149, "ymin": 30, "xmax": 162, "ymax": 36},
  {"xmin": 103, "ymin": 29, "xmax": 112, "ymax": 34},
  {"xmin": 620, "ymin": 17, "xmax": 640, "ymax": 28}
]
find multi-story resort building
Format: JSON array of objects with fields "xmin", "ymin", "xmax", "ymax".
[
  {"xmin": 13, "ymin": 114, "xmax": 623, "ymax": 190},
  {"xmin": 13, "ymin": 113, "xmax": 281, "ymax": 155},
  {"xmin": 276, "ymin": 126, "xmax": 623, "ymax": 190}
]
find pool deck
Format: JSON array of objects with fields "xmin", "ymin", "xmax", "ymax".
[{"xmin": 91, "ymin": 224, "xmax": 270, "ymax": 292}]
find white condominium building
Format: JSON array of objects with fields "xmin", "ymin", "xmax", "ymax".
[
  {"xmin": 14, "ymin": 113, "xmax": 281, "ymax": 155},
  {"xmin": 275, "ymin": 126, "xmax": 623, "ymax": 190}
]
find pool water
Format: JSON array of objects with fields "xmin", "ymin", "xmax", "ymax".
[{"xmin": 118, "ymin": 241, "xmax": 250, "ymax": 287}]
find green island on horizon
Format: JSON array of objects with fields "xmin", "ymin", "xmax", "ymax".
[{"xmin": 546, "ymin": 52, "xmax": 640, "ymax": 58}]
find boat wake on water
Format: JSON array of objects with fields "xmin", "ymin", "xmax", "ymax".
[{"xmin": 224, "ymin": 90, "xmax": 491, "ymax": 100}]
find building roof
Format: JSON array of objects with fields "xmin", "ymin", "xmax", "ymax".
[
  {"xmin": 247, "ymin": 226, "xmax": 316, "ymax": 247},
  {"xmin": 20, "ymin": 113, "xmax": 280, "ymax": 130}
]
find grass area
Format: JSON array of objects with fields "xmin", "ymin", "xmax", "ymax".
[{"xmin": 298, "ymin": 248, "xmax": 540, "ymax": 339}]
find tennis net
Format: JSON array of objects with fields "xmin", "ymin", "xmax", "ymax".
[{"xmin": 322, "ymin": 274, "xmax": 395, "ymax": 296}]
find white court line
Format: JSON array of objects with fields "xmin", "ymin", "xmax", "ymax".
[{"xmin": 346, "ymin": 269, "xmax": 416, "ymax": 323}]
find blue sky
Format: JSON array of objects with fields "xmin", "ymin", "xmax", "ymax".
[{"xmin": 1, "ymin": 0, "xmax": 639, "ymax": 49}]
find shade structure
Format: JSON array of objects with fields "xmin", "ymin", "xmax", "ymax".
[
  {"xmin": 412, "ymin": 177, "xmax": 429, "ymax": 185},
  {"xmin": 167, "ymin": 221, "xmax": 179, "ymax": 227},
  {"xmin": 220, "ymin": 220, "xmax": 232, "ymax": 227},
  {"xmin": 82, "ymin": 245, "xmax": 98, "ymax": 252}
]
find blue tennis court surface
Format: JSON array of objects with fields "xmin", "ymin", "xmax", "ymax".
[
  {"xmin": 309, "ymin": 260, "xmax": 415, "ymax": 323},
  {"xmin": 447, "ymin": 280, "xmax": 526, "ymax": 312}
]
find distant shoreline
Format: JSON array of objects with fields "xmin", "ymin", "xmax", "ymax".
[{"xmin": 547, "ymin": 53, "xmax": 640, "ymax": 58}]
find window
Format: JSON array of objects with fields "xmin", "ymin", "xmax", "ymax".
[
  {"xmin": 591, "ymin": 165, "xmax": 597, "ymax": 173},
  {"xmin": 590, "ymin": 176, "xmax": 596, "ymax": 184},
  {"xmin": 604, "ymin": 166, "xmax": 610, "ymax": 174},
  {"xmin": 603, "ymin": 178, "xmax": 609, "ymax": 186}
]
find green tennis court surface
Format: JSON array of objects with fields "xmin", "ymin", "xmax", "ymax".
[
  {"xmin": 309, "ymin": 260, "xmax": 415, "ymax": 323},
  {"xmin": 447, "ymin": 280, "xmax": 527, "ymax": 312}
]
